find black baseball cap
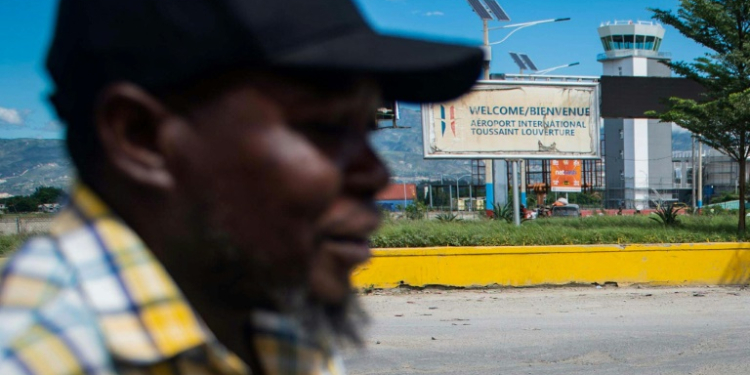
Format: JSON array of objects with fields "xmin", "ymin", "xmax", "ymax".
[{"xmin": 46, "ymin": 0, "xmax": 484, "ymax": 119}]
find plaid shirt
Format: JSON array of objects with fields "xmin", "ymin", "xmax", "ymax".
[{"xmin": 0, "ymin": 184, "xmax": 345, "ymax": 375}]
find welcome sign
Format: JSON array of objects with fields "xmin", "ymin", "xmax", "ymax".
[{"xmin": 422, "ymin": 81, "xmax": 601, "ymax": 159}]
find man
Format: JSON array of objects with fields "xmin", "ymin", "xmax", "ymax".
[{"xmin": 0, "ymin": 0, "xmax": 482, "ymax": 374}]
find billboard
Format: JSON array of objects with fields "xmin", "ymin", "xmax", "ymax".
[
  {"xmin": 550, "ymin": 159, "xmax": 582, "ymax": 192},
  {"xmin": 422, "ymin": 80, "xmax": 601, "ymax": 159}
]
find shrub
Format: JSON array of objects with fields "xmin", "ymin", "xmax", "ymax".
[
  {"xmin": 492, "ymin": 203, "xmax": 514, "ymax": 223},
  {"xmin": 370, "ymin": 215, "xmax": 740, "ymax": 248},
  {"xmin": 650, "ymin": 203, "xmax": 683, "ymax": 226},
  {"xmin": 435, "ymin": 212, "xmax": 461, "ymax": 222},
  {"xmin": 404, "ymin": 201, "xmax": 427, "ymax": 220}
]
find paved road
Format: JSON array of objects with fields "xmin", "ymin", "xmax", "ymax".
[{"xmin": 343, "ymin": 286, "xmax": 750, "ymax": 375}]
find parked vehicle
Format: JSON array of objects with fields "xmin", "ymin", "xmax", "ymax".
[{"xmin": 551, "ymin": 204, "xmax": 581, "ymax": 218}]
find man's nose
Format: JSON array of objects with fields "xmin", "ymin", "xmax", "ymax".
[{"xmin": 342, "ymin": 141, "xmax": 390, "ymax": 198}]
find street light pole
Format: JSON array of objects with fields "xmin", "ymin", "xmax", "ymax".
[
  {"xmin": 464, "ymin": 1, "xmax": 569, "ymax": 218},
  {"xmin": 483, "ymin": 19, "xmax": 490, "ymax": 80},
  {"xmin": 484, "ymin": 16, "xmax": 569, "ymax": 216}
]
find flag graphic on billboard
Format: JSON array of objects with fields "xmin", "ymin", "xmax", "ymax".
[{"xmin": 440, "ymin": 105, "xmax": 456, "ymax": 137}]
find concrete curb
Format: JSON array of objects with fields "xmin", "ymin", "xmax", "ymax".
[{"xmin": 353, "ymin": 243, "xmax": 750, "ymax": 288}]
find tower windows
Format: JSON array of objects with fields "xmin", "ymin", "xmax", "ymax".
[{"xmin": 601, "ymin": 35, "xmax": 662, "ymax": 51}]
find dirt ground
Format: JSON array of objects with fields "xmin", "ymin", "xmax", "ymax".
[{"xmin": 343, "ymin": 285, "xmax": 750, "ymax": 375}]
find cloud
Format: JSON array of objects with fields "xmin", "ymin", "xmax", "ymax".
[
  {"xmin": 42, "ymin": 120, "xmax": 64, "ymax": 132},
  {"xmin": 424, "ymin": 11, "xmax": 444, "ymax": 16},
  {"xmin": 0, "ymin": 107, "xmax": 23, "ymax": 125},
  {"xmin": 672, "ymin": 124, "xmax": 692, "ymax": 134}
]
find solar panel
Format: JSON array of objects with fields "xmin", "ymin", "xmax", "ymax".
[
  {"xmin": 509, "ymin": 52, "xmax": 528, "ymax": 70},
  {"xmin": 520, "ymin": 54, "xmax": 538, "ymax": 71},
  {"xmin": 482, "ymin": 0, "xmax": 510, "ymax": 21},
  {"xmin": 466, "ymin": 0, "xmax": 492, "ymax": 20}
]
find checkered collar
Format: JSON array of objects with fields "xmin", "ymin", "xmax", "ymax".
[{"xmin": 50, "ymin": 184, "xmax": 248, "ymax": 373}]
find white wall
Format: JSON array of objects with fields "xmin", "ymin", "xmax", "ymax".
[
  {"xmin": 632, "ymin": 118, "xmax": 650, "ymax": 188},
  {"xmin": 602, "ymin": 57, "xmax": 650, "ymax": 76}
]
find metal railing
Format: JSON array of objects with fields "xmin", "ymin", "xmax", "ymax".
[{"xmin": 597, "ymin": 50, "xmax": 671, "ymax": 61}]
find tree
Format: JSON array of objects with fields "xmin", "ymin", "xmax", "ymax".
[
  {"xmin": 0, "ymin": 186, "xmax": 66, "ymax": 214},
  {"xmin": 31, "ymin": 186, "xmax": 65, "ymax": 204},
  {"xmin": 2, "ymin": 196, "xmax": 39, "ymax": 213},
  {"xmin": 649, "ymin": 0, "xmax": 750, "ymax": 234}
]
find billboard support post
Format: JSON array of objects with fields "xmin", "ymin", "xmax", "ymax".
[{"xmin": 511, "ymin": 160, "xmax": 521, "ymax": 226}]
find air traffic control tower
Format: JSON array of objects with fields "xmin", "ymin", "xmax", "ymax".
[{"xmin": 598, "ymin": 21, "xmax": 674, "ymax": 209}]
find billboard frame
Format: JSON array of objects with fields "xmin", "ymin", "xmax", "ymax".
[{"xmin": 422, "ymin": 80, "xmax": 601, "ymax": 160}]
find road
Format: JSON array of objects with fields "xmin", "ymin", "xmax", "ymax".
[{"xmin": 343, "ymin": 286, "xmax": 750, "ymax": 375}]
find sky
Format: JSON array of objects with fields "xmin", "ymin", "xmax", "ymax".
[{"xmin": 0, "ymin": 0, "xmax": 709, "ymax": 139}]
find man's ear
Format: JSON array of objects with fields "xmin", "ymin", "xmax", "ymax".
[{"xmin": 95, "ymin": 82, "xmax": 176, "ymax": 191}]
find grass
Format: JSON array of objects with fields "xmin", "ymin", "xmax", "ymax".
[
  {"xmin": 0, "ymin": 234, "xmax": 32, "ymax": 257},
  {"xmin": 0, "ymin": 214, "xmax": 742, "ymax": 255},
  {"xmin": 371, "ymin": 214, "xmax": 743, "ymax": 248}
]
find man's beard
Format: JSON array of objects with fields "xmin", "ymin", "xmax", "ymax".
[
  {"xmin": 182, "ymin": 202, "xmax": 369, "ymax": 346},
  {"xmin": 295, "ymin": 292, "xmax": 369, "ymax": 347}
]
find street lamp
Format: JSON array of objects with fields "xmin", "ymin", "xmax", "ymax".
[
  {"xmin": 533, "ymin": 62, "xmax": 580, "ymax": 75},
  {"xmin": 509, "ymin": 52, "xmax": 579, "ymax": 76},
  {"xmin": 488, "ymin": 18, "xmax": 571, "ymax": 46},
  {"xmin": 466, "ymin": 1, "xmax": 568, "ymax": 79},
  {"xmin": 465, "ymin": 0, "xmax": 569, "ymax": 225}
]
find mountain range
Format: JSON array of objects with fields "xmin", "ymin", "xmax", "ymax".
[
  {"xmin": 0, "ymin": 110, "xmax": 698, "ymax": 195},
  {"xmin": 0, "ymin": 139, "xmax": 72, "ymax": 196}
]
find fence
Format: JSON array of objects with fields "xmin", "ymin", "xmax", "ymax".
[{"xmin": 0, "ymin": 217, "xmax": 54, "ymax": 235}]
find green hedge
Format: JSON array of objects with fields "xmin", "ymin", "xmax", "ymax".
[{"xmin": 371, "ymin": 215, "xmax": 742, "ymax": 248}]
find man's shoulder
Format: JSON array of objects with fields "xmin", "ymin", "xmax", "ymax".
[
  {"xmin": 0, "ymin": 235, "xmax": 79, "ymax": 345},
  {"xmin": 0, "ymin": 235, "xmax": 76, "ymax": 308},
  {"xmin": 0, "ymin": 235, "xmax": 114, "ymax": 374}
]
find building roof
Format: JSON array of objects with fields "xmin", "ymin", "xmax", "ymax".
[{"xmin": 376, "ymin": 183, "xmax": 417, "ymax": 201}]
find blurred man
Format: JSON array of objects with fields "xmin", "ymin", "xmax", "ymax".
[{"xmin": 0, "ymin": 0, "xmax": 482, "ymax": 374}]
